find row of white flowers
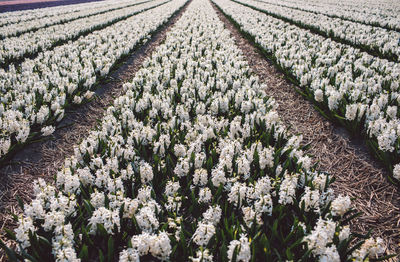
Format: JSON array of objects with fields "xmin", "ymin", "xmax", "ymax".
[
  {"xmin": 259, "ymin": 0, "xmax": 400, "ymax": 31},
  {"xmin": 214, "ymin": 0, "xmax": 400, "ymax": 183},
  {"xmin": 0, "ymin": 0, "xmax": 148, "ymax": 39},
  {"xmin": 235, "ymin": 0, "xmax": 400, "ymax": 62},
  {"xmin": 4, "ymin": 0, "xmax": 387, "ymax": 261},
  {"xmin": 0, "ymin": 0, "xmax": 141, "ymax": 27},
  {"xmin": 0, "ymin": 0, "xmax": 165, "ymax": 66},
  {"xmin": 0, "ymin": 0, "xmax": 187, "ymax": 164},
  {"xmin": 0, "ymin": 2, "xmax": 90, "ymax": 27}
]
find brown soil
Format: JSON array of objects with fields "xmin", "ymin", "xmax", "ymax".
[
  {"xmin": 212, "ymin": 2, "xmax": 400, "ymax": 259},
  {"xmin": 0, "ymin": 1, "xmax": 190, "ymax": 260}
]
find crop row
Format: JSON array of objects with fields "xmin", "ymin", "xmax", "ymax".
[
  {"xmin": 235, "ymin": 0, "xmax": 400, "ymax": 62},
  {"xmin": 0, "ymin": 0, "xmax": 139, "ymax": 28},
  {"xmin": 1, "ymin": 0, "xmax": 387, "ymax": 261},
  {"xmin": 0, "ymin": 0, "xmax": 151, "ymax": 39},
  {"xmin": 0, "ymin": 0, "xmax": 166, "ymax": 68},
  {"xmin": 213, "ymin": 0, "xmax": 400, "ymax": 183},
  {"xmin": 259, "ymin": 0, "xmax": 400, "ymax": 32},
  {"xmin": 0, "ymin": 0, "xmax": 187, "ymax": 166},
  {"xmin": 0, "ymin": 2, "xmax": 88, "ymax": 27}
]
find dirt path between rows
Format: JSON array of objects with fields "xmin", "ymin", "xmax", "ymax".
[
  {"xmin": 212, "ymin": 2, "xmax": 400, "ymax": 258},
  {"xmin": 0, "ymin": 1, "xmax": 190, "ymax": 260}
]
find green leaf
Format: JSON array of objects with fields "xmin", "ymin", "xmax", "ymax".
[
  {"xmin": 272, "ymin": 219, "xmax": 279, "ymax": 240},
  {"xmin": 300, "ymin": 249, "xmax": 313, "ymax": 260},
  {"xmin": 4, "ymin": 228, "xmax": 16, "ymax": 240},
  {"xmin": 0, "ymin": 238, "xmax": 19, "ymax": 261},
  {"xmin": 285, "ymin": 247, "xmax": 294, "ymax": 260},
  {"xmin": 11, "ymin": 213, "xmax": 19, "ymax": 222},
  {"xmin": 16, "ymin": 195, "xmax": 24, "ymax": 210},
  {"xmin": 346, "ymin": 240, "xmax": 365, "ymax": 256},
  {"xmin": 340, "ymin": 211, "xmax": 362, "ymax": 225},
  {"xmin": 99, "ymin": 249, "xmax": 105, "ymax": 262},
  {"xmin": 97, "ymin": 224, "xmax": 108, "ymax": 237},
  {"xmin": 20, "ymin": 247, "xmax": 39, "ymax": 262},
  {"xmin": 79, "ymin": 245, "xmax": 89, "ymax": 260},
  {"xmin": 206, "ymin": 156, "xmax": 213, "ymax": 172},
  {"xmin": 38, "ymin": 236, "xmax": 52, "ymax": 249},
  {"xmin": 83, "ymin": 199, "xmax": 94, "ymax": 215},
  {"xmin": 107, "ymin": 236, "xmax": 114, "ymax": 262},
  {"xmin": 232, "ymin": 245, "xmax": 239, "ymax": 262}
]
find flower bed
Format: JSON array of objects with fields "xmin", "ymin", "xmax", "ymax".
[
  {"xmin": 0, "ymin": 0, "xmax": 187, "ymax": 166},
  {"xmin": 1, "ymin": 0, "xmax": 390, "ymax": 260},
  {"xmin": 0, "ymin": 0, "xmax": 107, "ymax": 27},
  {"xmin": 258, "ymin": 0, "xmax": 400, "ymax": 32},
  {"xmin": 213, "ymin": 0, "xmax": 400, "ymax": 184},
  {"xmin": 0, "ymin": 0, "xmax": 163, "ymax": 67},
  {"xmin": 0, "ymin": 0, "xmax": 149, "ymax": 38},
  {"xmin": 234, "ymin": 0, "xmax": 400, "ymax": 62}
]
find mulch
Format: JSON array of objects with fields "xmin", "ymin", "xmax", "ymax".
[{"xmin": 212, "ymin": 3, "xmax": 400, "ymax": 258}]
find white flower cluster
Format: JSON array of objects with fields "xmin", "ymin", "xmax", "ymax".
[
  {"xmin": 119, "ymin": 231, "xmax": 172, "ymax": 261},
  {"xmin": 352, "ymin": 237, "xmax": 385, "ymax": 261},
  {"xmin": 189, "ymin": 248, "xmax": 214, "ymax": 262},
  {"xmin": 330, "ymin": 194, "xmax": 351, "ymax": 216},
  {"xmin": 0, "ymin": 0, "xmax": 166, "ymax": 65},
  {"xmin": 214, "ymin": 0, "xmax": 400, "ymax": 179},
  {"xmin": 88, "ymin": 206, "xmax": 120, "ymax": 234},
  {"xmin": 304, "ymin": 218, "xmax": 351, "ymax": 261},
  {"xmin": 258, "ymin": 0, "xmax": 400, "ymax": 31},
  {"xmin": 227, "ymin": 234, "xmax": 251, "ymax": 262},
  {"xmin": 0, "ymin": 0, "xmax": 147, "ymax": 38},
  {"xmin": 237, "ymin": 0, "xmax": 400, "ymax": 61},
  {"xmin": 11, "ymin": 0, "xmax": 384, "ymax": 260},
  {"xmin": 0, "ymin": 0, "xmax": 187, "ymax": 160}
]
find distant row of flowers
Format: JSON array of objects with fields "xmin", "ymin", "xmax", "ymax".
[
  {"xmin": 258, "ymin": 0, "xmax": 400, "ymax": 32},
  {"xmin": 0, "ymin": 0, "xmax": 152, "ymax": 39},
  {"xmin": 2, "ymin": 0, "xmax": 388, "ymax": 261},
  {"xmin": 235, "ymin": 0, "xmax": 400, "ymax": 62},
  {"xmin": 0, "ymin": 0, "xmax": 163, "ymax": 67},
  {"xmin": 214, "ymin": 0, "xmax": 400, "ymax": 184},
  {"xmin": 0, "ymin": 0, "xmax": 186, "ymax": 165},
  {"xmin": 0, "ymin": 0, "xmax": 139, "ymax": 29}
]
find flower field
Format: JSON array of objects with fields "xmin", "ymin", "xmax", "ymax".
[
  {"xmin": 0, "ymin": 0, "xmax": 170, "ymax": 67},
  {"xmin": 0, "ymin": 0, "xmax": 150, "ymax": 38},
  {"xmin": 213, "ymin": 0, "xmax": 400, "ymax": 184},
  {"xmin": 233, "ymin": 0, "xmax": 400, "ymax": 62},
  {"xmin": 0, "ymin": 0, "xmax": 186, "ymax": 165},
  {"xmin": 0, "ymin": 0, "xmax": 399, "ymax": 261},
  {"xmin": 257, "ymin": 0, "xmax": 400, "ymax": 32}
]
